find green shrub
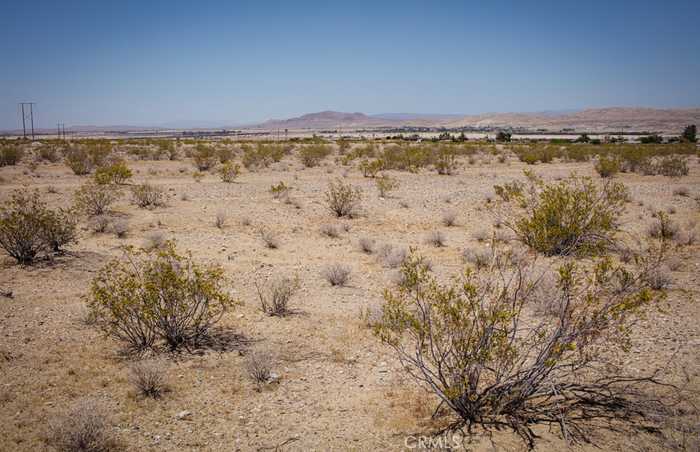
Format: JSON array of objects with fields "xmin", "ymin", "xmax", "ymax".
[
  {"xmin": 0, "ymin": 190, "xmax": 77, "ymax": 264},
  {"xmin": 594, "ymin": 156, "xmax": 620, "ymax": 178},
  {"xmin": 94, "ymin": 161, "xmax": 132, "ymax": 185},
  {"xmin": 64, "ymin": 147, "xmax": 94, "ymax": 175},
  {"xmin": 192, "ymin": 144, "xmax": 218, "ymax": 171},
  {"xmin": 86, "ymin": 242, "xmax": 235, "ymax": 352},
  {"xmin": 359, "ymin": 159, "xmax": 384, "ymax": 177},
  {"xmin": 0, "ymin": 145, "xmax": 24, "ymax": 166},
  {"xmin": 325, "ymin": 178, "xmax": 362, "ymax": 218},
  {"xmin": 218, "ymin": 161, "xmax": 240, "ymax": 182},
  {"xmin": 299, "ymin": 144, "xmax": 332, "ymax": 167},
  {"xmin": 74, "ymin": 181, "xmax": 121, "ymax": 216},
  {"xmin": 498, "ymin": 172, "xmax": 628, "ymax": 256},
  {"xmin": 269, "ymin": 181, "xmax": 290, "ymax": 199},
  {"xmin": 374, "ymin": 248, "xmax": 669, "ymax": 447},
  {"xmin": 434, "ymin": 145, "xmax": 458, "ymax": 175},
  {"xmin": 38, "ymin": 145, "xmax": 60, "ymax": 163}
]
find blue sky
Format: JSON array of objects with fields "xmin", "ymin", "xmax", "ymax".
[{"xmin": 1, "ymin": 0, "xmax": 699, "ymax": 129}]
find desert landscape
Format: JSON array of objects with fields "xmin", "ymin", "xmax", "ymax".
[{"xmin": 1, "ymin": 133, "xmax": 699, "ymax": 451}]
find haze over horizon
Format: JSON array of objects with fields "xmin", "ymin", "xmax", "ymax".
[{"xmin": 2, "ymin": 0, "xmax": 699, "ymax": 130}]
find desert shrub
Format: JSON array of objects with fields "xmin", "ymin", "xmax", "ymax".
[
  {"xmin": 358, "ymin": 237, "xmax": 375, "ymax": 254},
  {"xmin": 322, "ymin": 263, "xmax": 351, "ymax": 286},
  {"xmin": 434, "ymin": 145, "xmax": 459, "ymax": 175},
  {"xmin": 375, "ymin": 174, "xmax": 399, "ymax": 197},
  {"xmin": 0, "ymin": 190, "xmax": 77, "ymax": 263},
  {"xmin": 374, "ymin": 249, "xmax": 672, "ymax": 447},
  {"xmin": 39, "ymin": 145, "xmax": 60, "ymax": 163},
  {"xmin": 74, "ymin": 181, "xmax": 120, "ymax": 216},
  {"xmin": 657, "ymin": 156, "xmax": 689, "ymax": 177},
  {"xmin": 270, "ymin": 181, "xmax": 290, "ymax": 200},
  {"xmin": 493, "ymin": 180, "xmax": 524, "ymax": 202},
  {"xmin": 64, "ymin": 147, "xmax": 94, "ymax": 175},
  {"xmin": 143, "ymin": 231, "xmax": 166, "ymax": 250},
  {"xmin": 43, "ymin": 208, "xmax": 79, "ymax": 252},
  {"xmin": 255, "ymin": 275, "xmax": 299, "ymax": 316},
  {"xmin": 94, "ymin": 161, "xmax": 132, "ymax": 185},
  {"xmin": 647, "ymin": 211, "xmax": 678, "ymax": 240},
  {"xmin": 218, "ymin": 161, "xmax": 240, "ymax": 183},
  {"xmin": 672, "ymin": 186, "xmax": 689, "ymax": 197},
  {"xmin": 299, "ymin": 144, "xmax": 332, "ymax": 167},
  {"xmin": 214, "ymin": 211, "xmax": 227, "ymax": 229},
  {"xmin": 217, "ymin": 146, "xmax": 234, "ymax": 163},
  {"xmin": 442, "ymin": 210, "xmax": 458, "ymax": 227},
  {"xmin": 325, "ymin": 179, "xmax": 362, "ymax": 218},
  {"xmin": 645, "ymin": 265, "xmax": 672, "ymax": 290},
  {"xmin": 594, "ymin": 155, "xmax": 620, "ymax": 178},
  {"xmin": 129, "ymin": 360, "xmax": 168, "ymax": 398},
  {"xmin": 497, "ymin": 172, "xmax": 628, "ymax": 256},
  {"xmin": 320, "ymin": 223, "xmax": 341, "ymax": 238},
  {"xmin": 245, "ymin": 349, "xmax": 273, "ymax": 385},
  {"xmin": 259, "ymin": 228, "xmax": 280, "ymax": 249},
  {"xmin": 462, "ymin": 246, "xmax": 492, "ymax": 269},
  {"xmin": 46, "ymin": 398, "xmax": 118, "ymax": 452},
  {"xmin": 425, "ymin": 230, "xmax": 447, "ymax": 247},
  {"xmin": 378, "ymin": 244, "xmax": 407, "ymax": 268},
  {"xmin": 131, "ymin": 183, "xmax": 165, "ymax": 208},
  {"xmin": 89, "ymin": 215, "xmax": 111, "ymax": 234},
  {"xmin": 86, "ymin": 242, "xmax": 235, "ymax": 352},
  {"xmin": 242, "ymin": 143, "xmax": 286, "ymax": 170},
  {"xmin": 192, "ymin": 144, "xmax": 218, "ymax": 171},
  {"xmin": 359, "ymin": 158, "xmax": 384, "ymax": 177},
  {"xmin": 0, "ymin": 145, "xmax": 24, "ymax": 166},
  {"xmin": 111, "ymin": 219, "xmax": 128, "ymax": 238}
]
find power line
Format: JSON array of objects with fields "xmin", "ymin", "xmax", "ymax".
[{"xmin": 18, "ymin": 102, "xmax": 36, "ymax": 140}]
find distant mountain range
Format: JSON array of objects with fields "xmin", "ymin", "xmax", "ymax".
[
  {"xmin": 255, "ymin": 108, "xmax": 700, "ymax": 133},
  {"xmin": 2, "ymin": 107, "xmax": 698, "ymax": 135}
]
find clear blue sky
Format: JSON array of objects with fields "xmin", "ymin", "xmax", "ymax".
[{"xmin": 2, "ymin": 0, "xmax": 699, "ymax": 129}]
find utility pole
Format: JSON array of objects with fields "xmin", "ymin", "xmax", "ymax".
[{"xmin": 18, "ymin": 102, "xmax": 36, "ymax": 140}]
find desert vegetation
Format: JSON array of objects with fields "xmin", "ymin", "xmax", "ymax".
[{"xmin": 0, "ymin": 134, "xmax": 698, "ymax": 451}]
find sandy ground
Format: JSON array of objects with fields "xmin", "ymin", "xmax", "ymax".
[{"xmin": 1, "ymin": 149, "xmax": 699, "ymax": 451}]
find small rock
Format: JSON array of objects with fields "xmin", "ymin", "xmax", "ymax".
[{"xmin": 176, "ymin": 410, "xmax": 192, "ymax": 420}]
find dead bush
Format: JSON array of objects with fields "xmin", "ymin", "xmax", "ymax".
[
  {"xmin": 214, "ymin": 211, "xmax": 227, "ymax": 229},
  {"xmin": 325, "ymin": 178, "xmax": 362, "ymax": 218},
  {"xmin": 672, "ymin": 186, "xmax": 690, "ymax": 197},
  {"xmin": 46, "ymin": 398, "xmax": 118, "ymax": 452},
  {"xmin": 462, "ymin": 247, "xmax": 492, "ymax": 269},
  {"xmin": 86, "ymin": 242, "xmax": 235, "ymax": 352},
  {"xmin": 259, "ymin": 228, "xmax": 280, "ymax": 249},
  {"xmin": 129, "ymin": 360, "xmax": 168, "ymax": 399},
  {"xmin": 375, "ymin": 248, "xmax": 675, "ymax": 448},
  {"xmin": 89, "ymin": 215, "xmax": 111, "ymax": 234},
  {"xmin": 320, "ymin": 223, "xmax": 341, "ymax": 238},
  {"xmin": 111, "ymin": 219, "xmax": 128, "ymax": 238},
  {"xmin": 255, "ymin": 275, "xmax": 299, "ymax": 316},
  {"xmin": 442, "ymin": 210, "xmax": 458, "ymax": 227},
  {"xmin": 378, "ymin": 244, "xmax": 407, "ymax": 268},
  {"xmin": 74, "ymin": 181, "xmax": 121, "ymax": 216},
  {"xmin": 425, "ymin": 230, "xmax": 447, "ymax": 247},
  {"xmin": 322, "ymin": 263, "xmax": 351, "ymax": 286},
  {"xmin": 245, "ymin": 349, "xmax": 273, "ymax": 385},
  {"xmin": 647, "ymin": 211, "xmax": 679, "ymax": 240},
  {"xmin": 358, "ymin": 237, "xmax": 375, "ymax": 254},
  {"xmin": 143, "ymin": 231, "xmax": 166, "ymax": 250},
  {"xmin": 131, "ymin": 183, "xmax": 165, "ymax": 208}
]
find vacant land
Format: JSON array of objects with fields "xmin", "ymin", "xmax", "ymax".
[{"xmin": 1, "ymin": 138, "xmax": 699, "ymax": 451}]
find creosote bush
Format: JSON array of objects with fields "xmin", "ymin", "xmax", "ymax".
[
  {"xmin": 374, "ymin": 247, "xmax": 673, "ymax": 447},
  {"xmin": 64, "ymin": 147, "xmax": 94, "ymax": 175},
  {"xmin": 375, "ymin": 174, "xmax": 399, "ymax": 198},
  {"xmin": 325, "ymin": 178, "xmax": 362, "ymax": 218},
  {"xmin": 219, "ymin": 161, "xmax": 240, "ymax": 183},
  {"xmin": 86, "ymin": 241, "xmax": 235, "ymax": 352},
  {"xmin": 94, "ymin": 161, "xmax": 132, "ymax": 185},
  {"xmin": 0, "ymin": 145, "xmax": 23, "ymax": 166},
  {"xmin": 255, "ymin": 275, "xmax": 299, "ymax": 316},
  {"xmin": 594, "ymin": 155, "xmax": 620, "ymax": 178},
  {"xmin": 495, "ymin": 172, "xmax": 628, "ymax": 256},
  {"xmin": 74, "ymin": 181, "xmax": 121, "ymax": 216},
  {"xmin": 0, "ymin": 190, "xmax": 77, "ymax": 264}
]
